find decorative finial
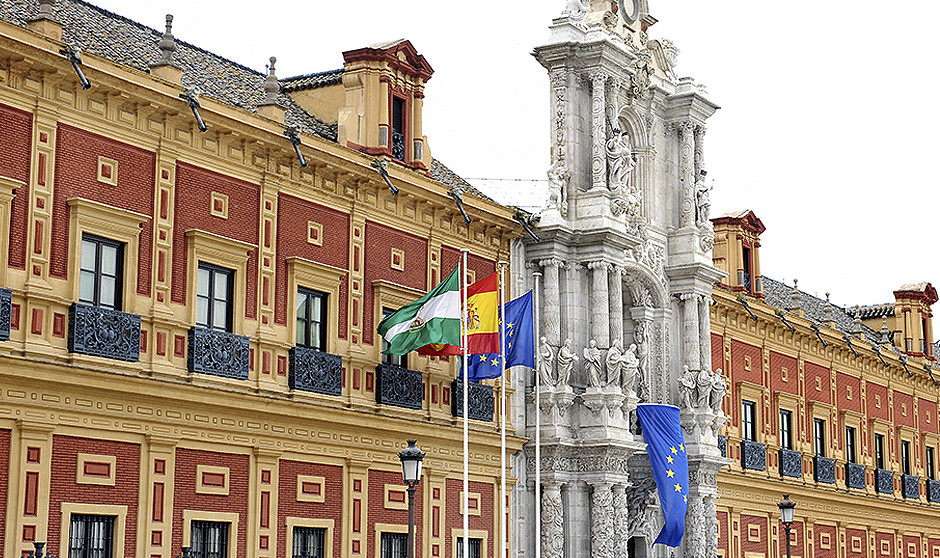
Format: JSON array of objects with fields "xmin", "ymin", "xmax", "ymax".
[
  {"xmin": 880, "ymin": 317, "xmax": 892, "ymax": 345},
  {"xmin": 822, "ymin": 292, "xmax": 833, "ymax": 323},
  {"xmin": 157, "ymin": 14, "xmax": 177, "ymax": 66},
  {"xmin": 786, "ymin": 278, "xmax": 801, "ymax": 311},
  {"xmin": 260, "ymin": 56, "xmax": 280, "ymax": 106},
  {"xmin": 851, "ymin": 305, "xmax": 863, "ymax": 335},
  {"xmin": 38, "ymin": 0, "xmax": 54, "ymax": 18}
]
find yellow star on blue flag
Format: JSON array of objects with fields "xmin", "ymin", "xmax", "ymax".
[{"xmin": 636, "ymin": 404, "xmax": 689, "ymax": 548}]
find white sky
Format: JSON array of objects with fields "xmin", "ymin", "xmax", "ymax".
[{"xmin": 87, "ymin": 0, "xmax": 938, "ymax": 328}]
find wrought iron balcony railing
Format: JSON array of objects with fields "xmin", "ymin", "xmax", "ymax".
[
  {"xmin": 0, "ymin": 288, "xmax": 10, "ymax": 341},
  {"xmin": 391, "ymin": 131, "xmax": 406, "ymax": 161},
  {"xmin": 68, "ymin": 303, "xmax": 141, "ymax": 362},
  {"xmin": 375, "ymin": 364, "xmax": 423, "ymax": 410},
  {"xmin": 902, "ymin": 474, "xmax": 920, "ymax": 499},
  {"xmin": 813, "ymin": 455, "xmax": 835, "ymax": 484},
  {"xmin": 927, "ymin": 479, "xmax": 940, "ymax": 503},
  {"xmin": 451, "ymin": 379, "xmax": 494, "ymax": 422},
  {"xmin": 845, "ymin": 462, "xmax": 866, "ymax": 489},
  {"xmin": 717, "ymin": 435, "xmax": 726, "ymax": 458},
  {"xmin": 289, "ymin": 347, "xmax": 342, "ymax": 396},
  {"xmin": 187, "ymin": 326, "xmax": 250, "ymax": 380},
  {"xmin": 779, "ymin": 448, "xmax": 802, "ymax": 478},
  {"xmin": 741, "ymin": 439, "xmax": 766, "ymax": 471},
  {"xmin": 875, "ymin": 468, "xmax": 894, "ymax": 495}
]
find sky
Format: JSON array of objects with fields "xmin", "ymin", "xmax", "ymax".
[{"xmin": 85, "ymin": 0, "xmax": 938, "ymax": 323}]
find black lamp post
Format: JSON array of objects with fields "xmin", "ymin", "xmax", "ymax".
[
  {"xmin": 398, "ymin": 440, "xmax": 425, "ymax": 558},
  {"xmin": 777, "ymin": 494, "xmax": 796, "ymax": 558}
]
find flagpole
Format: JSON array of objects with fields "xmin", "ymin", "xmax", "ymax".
[
  {"xmin": 498, "ymin": 260, "xmax": 509, "ymax": 558},
  {"xmin": 461, "ymin": 249, "xmax": 470, "ymax": 558},
  {"xmin": 532, "ymin": 270, "xmax": 542, "ymax": 558}
]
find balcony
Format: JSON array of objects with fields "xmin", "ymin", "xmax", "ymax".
[
  {"xmin": 0, "ymin": 288, "xmax": 10, "ymax": 341},
  {"xmin": 68, "ymin": 303, "xmax": 141, "ymax": 362},
  {"xmin": 375, "ymin": 364, "xmax": 422, "ymax": 410},
  {"xmin": 741, "ymin": 439, "xmax": 766, "ymax": 471},
  {"xmin": 718, "ymin": 435, "xmax": 726, "ymax": 458},
  {"xmin": 875, "ymin": 468, "xmax": 894, "ymax": 495},
  {"xmin": 779, "ymin": 448, "xmax": 802, "ymax": 478},
  {"xmin": 845, "ymin": 462, "xmax": 866, "ymax": 489},
  {"xmin": 391, "ymin": 131, "xmax": 406, "ymax": 161},
  {"xmin": 928, "ymin": 479, "xmax": 940, "ymax": 503},
  {"xmin": 902, "ymin": 474, "xmax": 920, "ymax": 499},
  {"xmin": 289, "ymin": 347, "xmax": 342, "ymax": 396},
  {"xmin": 813, "ymin": 455, "xmax": 835, "ymax": 484},
  {"xmin": 451, "ymin": 379, "xmax": 494, "ymax": 422},
  {"xmin": 187, "ymin": 326, "xmax": 250, "ymax": 380}
]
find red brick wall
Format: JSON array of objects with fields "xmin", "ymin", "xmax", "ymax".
[
  {"xmin": 277, "ymin": 460, "xmax": 343, "ymax": 558},
  {"xmin": 52, "ymin": 124, "xmax": 155, "ymax": 294},
  {"xmin": 171, "ymin": 163, "xmax": 259, "ymax": 319},
  {"xmin": 716, "ymin": 510, "xmax": 728, "ymax": 557},
  {"xmin": 803, "ymin": 361, "xmax": 831, "ymax": 404},
  {"xmin": 363, "ymin": 222, "xmax": 428, "ymax": 345},
  {"xmin": 444, "ymin": 479, "xmax": 493, "ymax": 558},
  {"xmin": 0, "ymin": 428, "xmax": 9, "ymax": 557},
  {"xmin": 730, "ymin": 340, "xmax": 761, "ymax": 385},
  {"xmin": 368, "ymin": 470, "xmax": 425, "ymax": 558},
  {"xmin": 711, "ymin": 333, "xmax": 723, "ymax": 375},
  {"xmin": 0, "ymin": 103, "xmax": 32, "ymax": 270},
  {"xmin": 48, "ymin": 435, "xmax": 141, "ymax": 558},
  {"xmin": 893, "ymin": 390, "xmax": 915, "ymax": 429},
  {"xmin": 777, "ymin": 521, "xmax": 804, "ymax": 558},
  {"xmin": 874, "ymin": 531, "xmax": 895, "ymax": 558},
  {"xmin": 928, "ymin": 537, "xmax": 940, "ymax": 558},
  {"xmin": 867, "ymin": 382, "xmax": 889, "ymax": 421},
  {"xmin": 845, "ymin": 527, "xmax": 867, "ymax": 558},
  {"xmin": 769, "ymin": 351, "xmax": 798, "ymax": 396},
  {"xmin": 739, "ymin": 514, "xmax": 767, "ymax": 556},
  {"xmin": 902, "ymin": 534, "xmax": 920, "ymax": 558},
  {"xmin": 813, "ymin": 523, "xmax": 837, "ymax": 558},
  {"xmin": 440, "ymin": 246, "xmax": 497, "ymax": 282},
  {"xmin": 920, "ymin": 397, "xmax": 939, "ymax": 435},
  {"xmin": 274, "ymin": 193, "xmax": 349, "ymax": 334},
  {"xmin": 173, "ymin": 448, "xmax": 250, "ymax": 556},
  {"xmin": 836, "ymin": 372, "xmax": 862, "ymax": 414}
]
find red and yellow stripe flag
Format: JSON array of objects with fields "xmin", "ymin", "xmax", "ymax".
[{"xmin": 418, "ymin": 271, "xmax": 500, "ymax": 356}]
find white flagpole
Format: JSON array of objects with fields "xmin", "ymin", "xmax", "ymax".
[
  {"xmin": 498, "ymin": 261, "xmax": 509, "ymax": 558},
  {"xmin": 532, "ymin": 270, "xmax": 542, "ymax": 558},
  {"xmin": 461, "ymin": 249, "xmax": 470, "ymax": 558}
]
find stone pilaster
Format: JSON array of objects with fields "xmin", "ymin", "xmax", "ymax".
[
  {"xmin": 681, "ymin": 294, "xmax": 701, "ymax": 371},
  {"xmin": 540, "ymin": 259, "xmax": 562, "ymax": 346},
  {"xmin": 591, "ymin": 72, "xmax": 608, "ymax": 191},
  {"xmin": 609, "ymin": 266, "xmax": 624, "ymax": 346},
  {"xmin": 541, "ymin": 482, "xmax": 564, "ymax": 558},
  {"xmin": 677, "ymin": 121, "xmax": 696, "ymax": 228},
  {"xmin": 699, "ymin": 294, "xmax": 712, "ymax": 370},
  {"xmin": 590, "ymin": 482, "xmax": 615, "ymax": 558},
  {"xmin": 612, "ymin": 484, "xmax": 629, "ymax": 558},
  {"xmin": 693, "ymin": 125, "xmax": 706, "ymax": 178},
  {"xmin": 589, "ymin": 262, "xmax": 611, "ymax": 347}
]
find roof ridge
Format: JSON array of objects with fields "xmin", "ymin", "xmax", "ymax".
[{"xmin": 281, "ymin": 68, "xmax": 344, "ymax": 82}]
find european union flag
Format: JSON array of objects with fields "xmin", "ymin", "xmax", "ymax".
[
  {"xmin": 635, "ymin": 404, "xmax": 689, "ymax": 547},
  {"xmin": 463, "ymin": 291, "xmax": 534, "ymax": 381}
]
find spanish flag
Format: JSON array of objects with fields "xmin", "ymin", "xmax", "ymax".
[{"xmin": 418, "ymin": 271, "xmax": 500, "ymax": 356}]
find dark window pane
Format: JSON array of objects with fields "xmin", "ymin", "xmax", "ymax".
[
  {"xmin": 901, "ymin": 441, "xmax": 911, "ymax": 476},
  {"xmin": 79, "ymin": 234, "xmax": 124, "ymax": 310},
  {"xmin": 742, "ymin": 401, "xmax": 756, "ymax": 441},
  {"xmin": 456, "ymin": 537, "xmax": 482, "ymax": 558},
  {"xmin": 381, "ymin": 532, "xmax": 407, "ymax": 558},
  {"xmin": 68, "ymin": 514, "xmax": 114, "ymax": 558},
  {"xmin": 875, "ymin": 434, "xmax": 885, "ymax": 469},
  {"xmin": 382, "ymin": 307, "xmax": 407, "ymax": 368},
  {"xmin": 293, "ymin": 526, "xmax": 326, "ymax": 558},
  {"xmin": 779, "ymin": 410, "xmax": 792, "ymax": 450},
  {"xmin": 927, "ymin": 447, "xmax": 936, "ymax": 480},
  {"xmin": 845, "ymin": 427, "xmax": 857, "ymax": 464},
  {"xmin": 297, "ymin": 288, "xmax": 327, "ymax": 350}
]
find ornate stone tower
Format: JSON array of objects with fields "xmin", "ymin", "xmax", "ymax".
[{"xmin": 511, "ymin": 1, "xmax": 729, "ymax": 557}]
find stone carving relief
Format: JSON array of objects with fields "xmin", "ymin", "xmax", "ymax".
[
  {"xmin": 625, "ymin": 476, "xmax": 657, "ymax": 538},
  {"xmin": 648, "ymin": 38, "xmax": 679, "ymax": 80},
  {"xmin": 685, "ymin": 498, "xmax": 707, "ymax": 558},
  {"xmin": 584, "ymin": 339, "xmax": 603, "ymax": 387},
  {"xmin": 591, "ymin": 485, "xmax": 615, "ymax": 558},
  {"xmin": 561, "ymin": 0, "xmax": 590, "ymax": 20},
  {"xmin": 542, "ymin": 484, "xmax": 565, "ymax": 558},
  {"xmin": 679, "ymin": 366, "xmax": 726, "ymax": 413},
  {"xmin": 547, "ymin": 159, "xmax": 569, "ymax": 216},
  {"xmin": 556, "ymin": 338, "xmax": 579, "ymax": 386},
  {"xmin": 628, "ymin": 50, "xmax": 653, "ymax": 101}
]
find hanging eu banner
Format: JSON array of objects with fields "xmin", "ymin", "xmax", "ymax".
[
  {"xmin": 635, "ymin": 403, "xmax": 689, "ymax": 547},
  {"xmin": 463, "ymin": 291, "xmax": 534, "ymax": 381}
]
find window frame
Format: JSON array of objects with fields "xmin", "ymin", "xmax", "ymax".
[
  {"xmin": 741, "ymin": 400, "xmax": 756, "ymax": 442},
  {"xmin": 292, "ymin": 525, "xmax": 327, "ymax": 558},
  {"xmin": 296, "ymin": 287, "xmax": 328, "ymax": 351},
  {"xmin": 845, "ymin": 426, "xmax": 857, "ymax": 464},
  {"xmin": 382, "ymin": 306, "xmax": 408, "ymax": 368},
  {"xmin": 779, "ymin": 409, "xmax": 792, "ymax": 450},
  {"xmin": 182, "ymin": 510, "xmax": 239, "ymax": 558},
  {"xmin": 196, "ymin": 262, "xmax": 235, "ymax": 333},
  {"xmin": 926, "ymin": 446, "xmax": 936, "ymax": 480},
  {"xmin": 79, "ymin": 233, "xmax": 125, "ymax": 310},
  {"xmin": 874, "ymin": 433, "xmax": 885, "ymax": 469},
  {"xmin": 185, "ymin": 229, "xmax": 253, "ymax": 336},
  {"xmin": 380, "ymin": 532, "xmax": 407, "ymax": 558},
  {"xmin": 57, "ymin": 503, "xmax": 127, "ymax": 558},
  {"xmin": 68, "ymin": 513, "xmax": 115, "ymax": 558},
  {"xmin": 901, "ymin": 440, "xmax": 911, "ymax": 476},
  {"xmin": 287, "ymin": 257, "xmax": 346, "ymax": 355},
  {"xmin": 455, "ymin": 537, "xmax": 482, "ymax": 558},
  {"xmin": 287, "ymin": 517, "xmax": 335, "ymax": 558},
  {"xmin": 813, "ymin": 418, "xmax": 826, "ymax": 457}
]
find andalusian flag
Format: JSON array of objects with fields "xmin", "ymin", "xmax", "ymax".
[
  {"xmin": 377, "ymin": 268, "xmax": 461, "ymax": 355},
  {"xmin": 419, "ymin": 271, "xmax": 500, "ymax": 356}
]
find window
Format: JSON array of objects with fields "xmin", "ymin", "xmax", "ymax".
[
  {"xmin": 79, "ymin": 234, "xmax": 123, "ymax": 310},
  {"xmin": 845, "ymin": 426, "xmax": 857, "ymax": 464},
  {"xmin": 927, "ymin": 446, "xmax": 936, "ymax": 480},
  {"xmin": 901, "ymin": 440, "xmax": 911, "ymax": 476},
  {"xmin": 68, "ymin": 514, "xmax": 114, "ymax": 558},
  {"xmin": 741, "ymin": 400, "xmax": 756, "ymax": 441},
  {"xmin": 191, "ymin": 520, "xmax": 229, "ymax": 558},
  {"xmin": 874, "ymin": 433, "xmax": 885, "ymax": 469},
  {"xmin": 456, "ymin": 537, "xmax": 482, "ymax": 558},
  {"xmin": 380, "ymin": 532, "xmax": 407, "ymax": 558},
  {"xmin": 382, "ymin": 308, "xmax": 408, "ymax": 368},
  {"xmin": 293, "ymin": 526, "xmax": 326, "ymax": 558},
  {"xmin": 196, "ymin": 263, "xmax": 234, "ymax": 332},
  {"xmin": 813, "ymin": 419, "xmax": 826, "ymax": 457},
  {"xmin": 779, "ymin": 409, "xmax": 792, "ymax": 450},
  {"xmin": 296, "ymin": 288, "xmax": 327, "ymax": 351},
  {"xmin": 391, "ymin": 97, "xmax": 406, "ymax": 161},
  {"xmin": 741, "ymin": 245, "xmax": 752, "ymax": 293}
]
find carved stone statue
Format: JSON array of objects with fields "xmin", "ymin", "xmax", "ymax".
[
  {"xmin": 562, "ymin": 0, "xmax": 590, "ymax": 19},
  {"xmin": 605, "ymin": 339, "xmax": 624, "ymax": 387},
  {"xmin": 557, "ymin": 338, "xmax": 578, "ymax": 387},
  {"xmin": 695, "ymin": 367, "xmax": 712, "ymax": 408},
  {"xmin": 695, "ymin": 170, "xmax": 711, "ymax": 226},
  {"xmin": 622, "ymin": 343, "xmax": 639, "ymax": 393},
  {"xmin": 547, "ymin": 160, "xmax": 569, "ymax": 215},
  {"xmin": 539, "ymin": 336, "xmax": 557, "ymax": 387},
  {"xmin": 678, "ymin": 365, "xmax": 696, "ymax": 409},
  {"xmin": 709, "ymin": 368, "xmax": 726, "ymax": 413},
  {"xmin": 605, "ymin": 129, "xmax": 635, "ymax": 191},
  {"xmin": 584, "ymin": 339, "xmax": 603, "ymax": 387}
]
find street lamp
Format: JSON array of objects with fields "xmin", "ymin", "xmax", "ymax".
[
  {"xmin": 399, "ymin": 440, "xmax": 425, "ymax": 558},
  {"xmin": 777, "ymin": 494, "xmax": 796, "ymax": 558}
]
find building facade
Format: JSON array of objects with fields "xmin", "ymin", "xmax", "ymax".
[
  {"xmin": 0, "ymin": 1, "xmax": 523, "ymax": 557},
  {"xmin": 711, "ymin": 210, "xmax": 940, "ymax": 557}
]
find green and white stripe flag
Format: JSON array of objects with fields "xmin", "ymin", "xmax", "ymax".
[{"xmin": 377, "ymin": 267, "xmax": 462, "ymax": 355}]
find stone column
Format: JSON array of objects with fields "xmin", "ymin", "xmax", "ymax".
[
  {"xmin": 541, "ymin": 482, "xmax": 565, "ymax": 558},
  {"xmin": 549, "ymin": 69, "xmax": 568, "ymax": 164},
  {"xmin": 608, "ymin": 267, "xmax": 624, "ymax": 346},
  {"xmin": 590, "ymin": 482, "xmax": 615, "ymax": 558},
  {"xmin": 591, "ymin": 72, "xmax": 608, "ymax": 191},
  {"xmin": 693, "ymin": 125, "xmax": 706, "ymax": 178},
  {"xmin": 699, "ymin": 294, "xmax": 712, "ymax": 371},
  {"xmin": 677, "ymin": 121, "xmax": 696, "ymax": 228},
  {"xmin": 540, "ymin": 259, "xmax": 562, "ymax": 346},
  {"xmin": 612, "ymin": 484, "xmax": 629, "ymax": 558},
  {"xmin": 681, "ymin": 294, "xmax": 701, "ymax": 371},
  {"xmin": 590, "ymin": 262, "xmax": 611, "ymax": 347}
]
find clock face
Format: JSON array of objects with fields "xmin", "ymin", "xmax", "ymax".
[{"xmin": 618, "ymin": 0, "xmax": 640, "ymax": 24}]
